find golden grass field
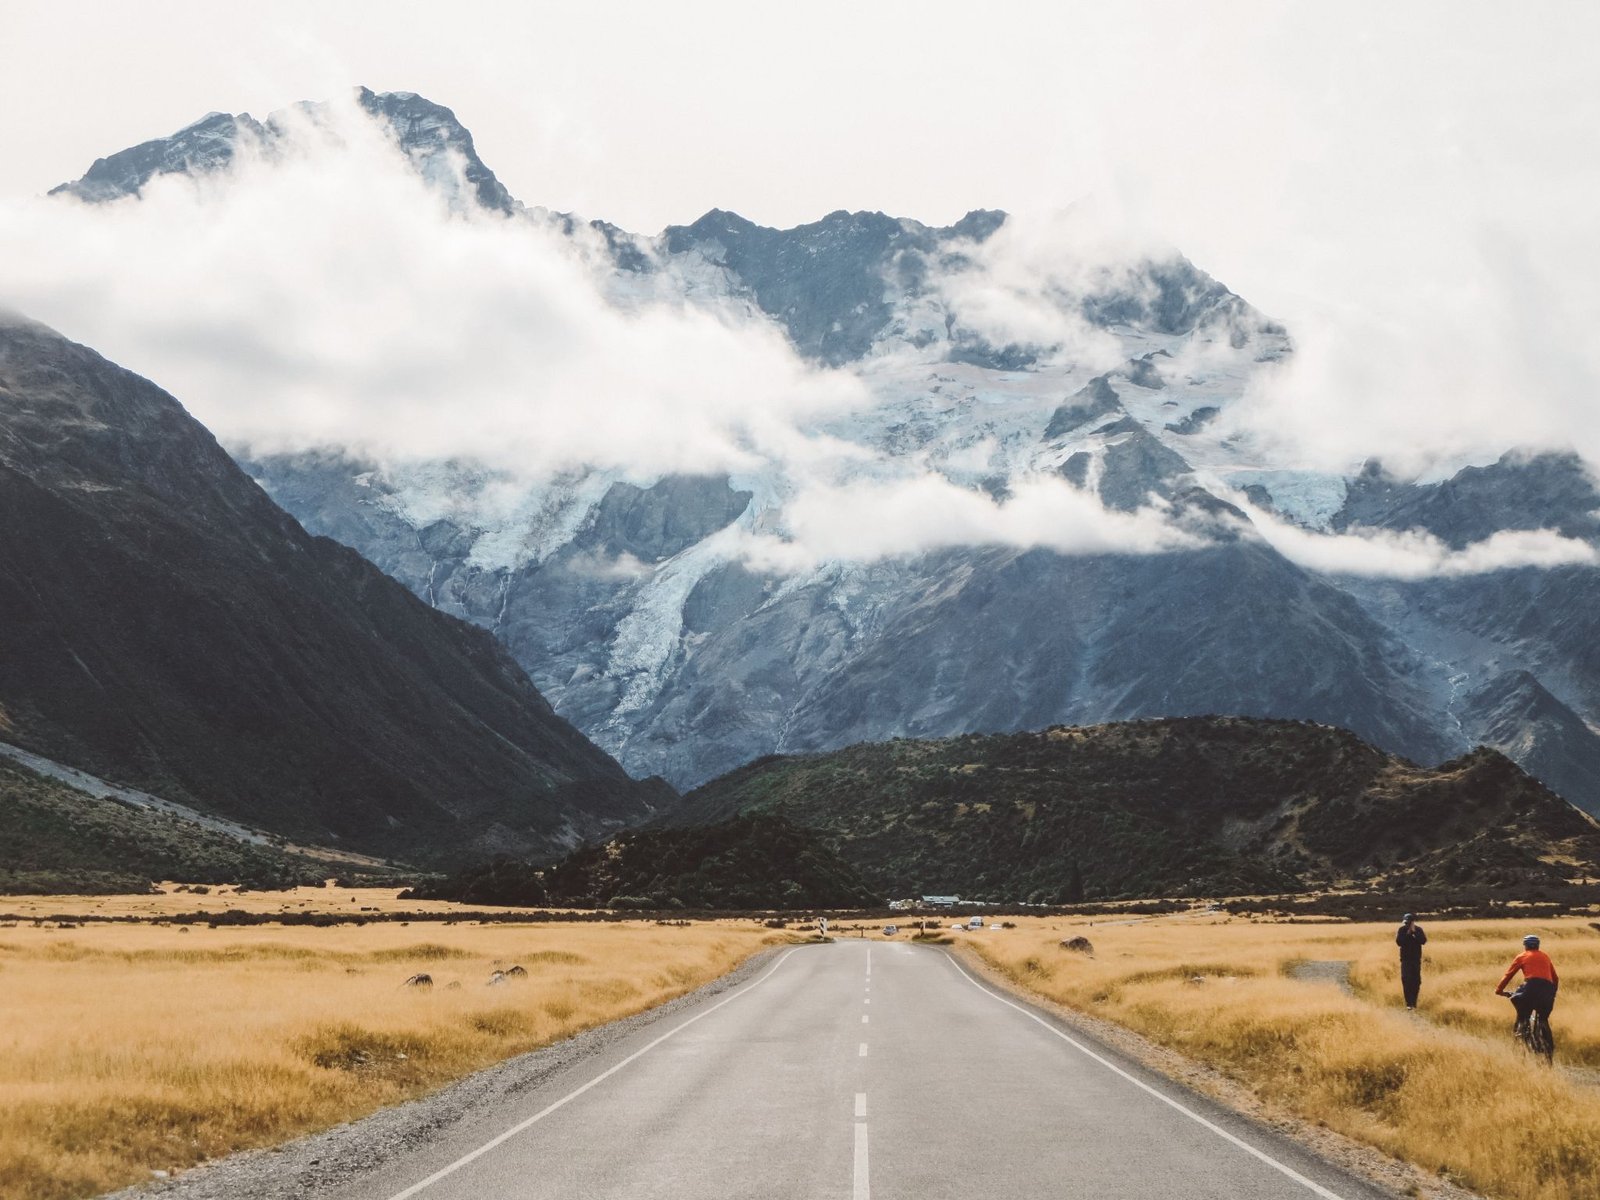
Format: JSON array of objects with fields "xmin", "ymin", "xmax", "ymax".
[
  {"xmin": 965, "ymin": 914, "xmax": 1600, "ymax": 1200},
  {"xmin": 9, "ymin": 894, "xmax": 1600, "ymax": 1200},
  {"xmin": 0, "ymin": 914, "xmax": 782, "ymax": 1200}
]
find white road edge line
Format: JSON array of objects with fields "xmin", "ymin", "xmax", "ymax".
[
  {"xmin": 943, "ymin": 955, "xmax": 1350, "ymax": 1200},
  {"xmin": 383, "ymin": 948, "xmax": 799, "ymax": 1200},
  {"xmin": 853, "ymin": 1121, "xmax": 870, "ymax": 1200}
]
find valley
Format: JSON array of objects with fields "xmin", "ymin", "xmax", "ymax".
[
  {"xmin": 7, "ymin": 898, "xmax": 1600, "ymax": 1200},
  {"xmin": 1, "ymin": 35, "xmax": 1596, "ymax": 1200}
]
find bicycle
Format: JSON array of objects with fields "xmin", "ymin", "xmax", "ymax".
[{"xmin": 1508, "ymin": 994, "xmax": 1555, "ymax": 1064}]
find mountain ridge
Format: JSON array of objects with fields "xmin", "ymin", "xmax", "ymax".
[
  {"xmin": 46, "ymin": 89, "xmax": 1600, "ymax": 815},
  {"xmin": 667, "ymin": 716, "xmax": 1600, "ymax": 901},
  {"xmin": 51, "ymin": 87, "xmax": 515, "ymax": 214},
  {"xmin": 0, "ymin": 314, "xmax": 669, "ymax": 863}
]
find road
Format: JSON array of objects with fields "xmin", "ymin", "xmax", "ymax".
[{"xmin": 332, "ymin": 941, "xmax": 1391, "ymax": 1200}]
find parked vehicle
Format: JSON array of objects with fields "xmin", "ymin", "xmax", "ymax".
[
  {"xmin": 967, "ymin": 916, "xmax": 985, "ymax": 930},
  {"xmin": 882, "ymin": 924, "xmax": 898, "ymax": 936}
]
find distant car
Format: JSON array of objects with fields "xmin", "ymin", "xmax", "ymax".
[
  {"xmin": 967, "ymin": 916, "xmax": 985, "ymax": 930},
  {"xmin": 882, "ymin": 924, "xmax": 898, "ymax": 936}
]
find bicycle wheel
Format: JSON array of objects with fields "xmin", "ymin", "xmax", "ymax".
[{"xmin": 1528, "ymin": 1013, "xmax": 1555, "ymax": 1064}]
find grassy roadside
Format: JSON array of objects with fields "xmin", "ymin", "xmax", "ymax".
[
  {"xmin": 960, "ymin": 915, "xmax": 1600, "ymax": 1200},
  {"xmin": 0, "ymin": 917, "xmax": 783, "ymax": 1200}
]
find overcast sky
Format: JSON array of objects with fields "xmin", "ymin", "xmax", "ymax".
[
  {"xmin": 3, "ymin": 0, "xmax": 1599, "ymax": 525},
  {"xmin": 5, "ymin": 2, "xmax": 1597, "ymax": 324},
  {"xmin": 4, "ymin": 4, "xmax": 1594, "ymax": 249}
]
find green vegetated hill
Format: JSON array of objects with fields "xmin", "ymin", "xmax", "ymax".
[
  {"xmin": 668, "ymin": 717, "xmax": 1600, "ymax": 902},
  {"xmin": 0, "ymin": 759, "xmax": 366, "ymax": 894},
  {"xmin": 407, "ymin": 812, "xmax": 877, "ymax": 910}
]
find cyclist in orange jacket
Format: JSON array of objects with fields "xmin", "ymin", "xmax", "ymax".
[{"xmin": 1496, "ymin": 934, "xmax": 1558, "ymax": 1040}]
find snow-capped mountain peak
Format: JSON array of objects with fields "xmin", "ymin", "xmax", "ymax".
[{"xmin": 53, "ymin": 89, "xmax": 1600, "ymax": 814}]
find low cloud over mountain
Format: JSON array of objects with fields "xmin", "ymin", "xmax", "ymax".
[
  {"xmin": 11, "ymin": 88, "xmax": 1600, "ymax": 806},
  {"xmin": 4, "ymin": 89, "xmax": 1593, "ymax": 578}
]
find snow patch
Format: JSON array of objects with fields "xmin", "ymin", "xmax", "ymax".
[{"xmin": 1222, "ymin": 469, "xmax": 1348, "ymax": 529}]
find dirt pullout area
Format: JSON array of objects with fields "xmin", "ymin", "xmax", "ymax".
[
  {"xmin": 1289, "ymin": 959, "xmax": 1355, "ymax": 994},
  {"xmin": 953, "ymin": 945, "xmax": 1486, "ymax": 1200},
  {"xmin": 102, "ymin": 947, "xmax": 785, "ymax": 1200}
]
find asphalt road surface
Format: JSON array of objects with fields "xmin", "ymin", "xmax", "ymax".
[{"xmin": 333, "ymin": 941, "xmax": 1392, "ymax": 1200}]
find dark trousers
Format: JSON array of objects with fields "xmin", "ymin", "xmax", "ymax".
[
  {"xmin": 1511, "ymin": 977, "xmax": 1557, "ymax": 1030},
  {"xmin": 1400, "ymin": 960, "xmax": 1421, "ymax": 1007}
]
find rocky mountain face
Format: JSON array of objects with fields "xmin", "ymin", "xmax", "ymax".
[
  {"xmin": 53, "ymin": 91, "xmax": 1600, "ymax": 816},
  {"xmin": 52, "ymin": 88, "xmax": 513, "ymax": 213},
  {"xmin": 1325, "ymin": 452, "xmax": 1600, "ymax": 816},
  {"xmin": 50, "ymin": 110, "xmax": 258, "ymax": 203},
  {"xmin": 0, "ymin": 317, "xmax": 667, "ymax": 863},
  {"xmin": 658, "ymin": 206, "xmax": 1006, "ymax": 366},
  {"xmin": 1459, "ymin": 670, "xmax": 1600, "ymax": 812},
  {"xmin": 667, "ymin": 717, "xmax": 1600, "ymax": 901},
  {"xmin": 1332, "ymin": 452, "xmax": 1600, "ymax": 548}
]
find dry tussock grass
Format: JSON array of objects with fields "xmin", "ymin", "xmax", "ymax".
[
  {"xmin": 968, "ymin": 914, "xmax": 1600, "ymax": 1200},
  {"xmin": 0, "ymin": 918, "xmax": 778, "ymax": 1200},
  {"xmin": 0, "ymin": 883, "xmax": 531, "ymax": 921}
]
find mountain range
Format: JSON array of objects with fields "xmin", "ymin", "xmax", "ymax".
[{"xmin": 30, "ymin": 87, "xmax": 1600, "ymax": 845}]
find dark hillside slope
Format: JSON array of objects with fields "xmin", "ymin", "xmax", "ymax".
[
  {"xmin": 673, "ymin": 717, "xmax": 1600, "ymax": 900},
  {"xmin": 0, "ymin": 758, "xmax": 344, "ymax": 894},
  {"xmin": 409, "ymin": 812, "xmax": 877, "ymax": 910},
  {"xmin": 0, "ymin": 317, "xmax": 665, "ymax": 862}
]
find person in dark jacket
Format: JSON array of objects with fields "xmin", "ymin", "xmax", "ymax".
[{"xmin": 1396, "ymin": 913, "xmax": 1427, "ymax": 1008}]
